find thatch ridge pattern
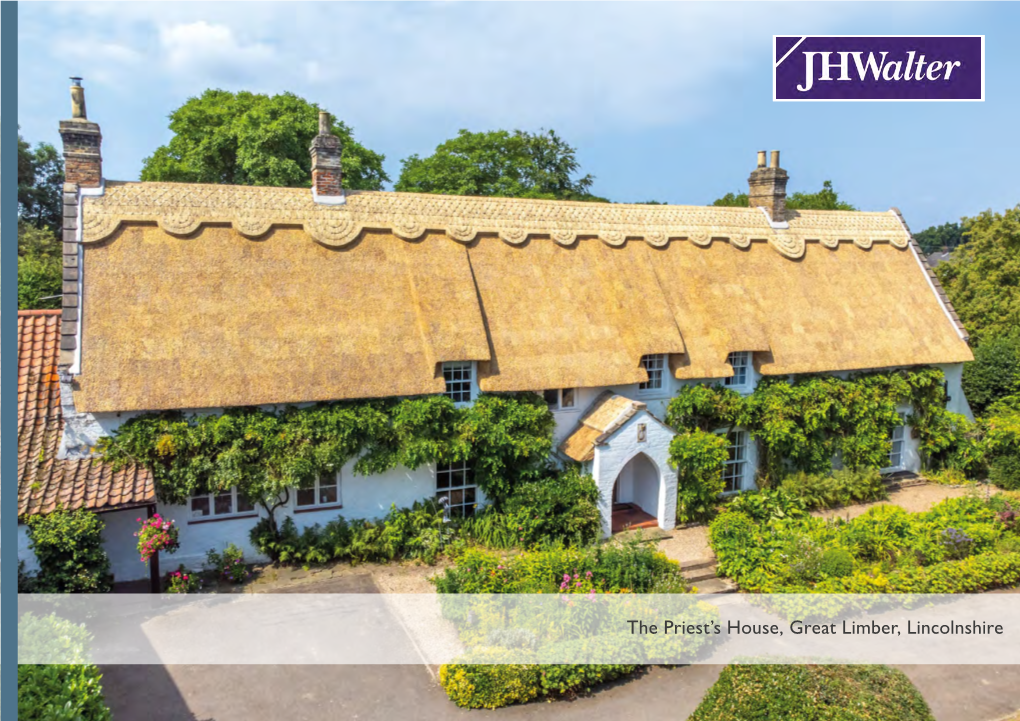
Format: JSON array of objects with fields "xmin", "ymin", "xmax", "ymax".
[{"xmin": 82, "ymin": 182, "xmax": 911, "ymax": 260}]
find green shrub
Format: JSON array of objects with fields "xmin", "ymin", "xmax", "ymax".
[
  {"xmin": 18, "ymin": 613, "xmax": 112, "ymax": 720},
  {"xmin": 439, "ymin": 655, "xmax": 639, "ymax": 709},
  {"xmin": 925, "ymin": 468, "xmax": 972, "ymax": 486},
  {"xmin": 164, "ymin": 565, "xmax": 201, "ymax": 593},
  {"xmin": 780, "ymin": 468, "xmax": 887, "ymax": 510},
  {"xmin": 708, "ymin": 511, "xmax": 766, "ymax": 580},
  {"xmin": 726, "ymin": 488, "xmax": 807, "ymax": 522},
  {"xmin": 962, "ymin": 335, "xmax": 1020, "ymax": 416},
  {"xmin": 690, "ymin": 664, "xmax": 934, "ymax": 721},
  {"xmin": 819, "ymin": 548, "xmax": 855, "ymax": 578},
  {"xmin": 439, "ymin": 650, "xmax": 542, "ymax": 709},
  {"xmin": 250, "ymin": 499, "xmax": 455, "ymax": 566},
  {"xmin": 492, "ymin": 467, "xmax": 602, "ymax": 547},
  {"xmin": 536, "ymin": 663, "xmax": 638, "ymax": 697},
  {"xmin": 432, "ymin": 542, "xmax": 688, "ymax": 595},
  {"xmin": 18, "ymin": 665, "xmax": 112, "ymax": 721},
  {"xmin": 25, "ymin": 508, "xmax": 112, "ymax": 592},
  {"xmin": 669, "ymin": 429, "xmax": 729, "ymax": 523},
  {"xmin": 710, "ymin": 496, "xmax": 1016, "ymax": 594},
  {"xmin": 207, "ymin": 543, "xmax": 249, "ymax": 583},
  {"xmin": 990, "ymin": 454, "xmax": 1020, "ymax": 491}
]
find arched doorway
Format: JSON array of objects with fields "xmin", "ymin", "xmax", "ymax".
[{"xmin": 611, "ymin": 453, "xmax": 661, "ymax": 533}]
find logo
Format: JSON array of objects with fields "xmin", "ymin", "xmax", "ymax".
[{"xmin": 774, "ymin": 36, "xmax": 984, "ymax": 101}]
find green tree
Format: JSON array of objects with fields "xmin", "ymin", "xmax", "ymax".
[
  {"xmin": 18, "ymin": 132, "xmax": 64, "ymax": 234},
  {"xmin": 936, "ymin": 205, "xmax": 1020, "ymax": 345},
  {"xmin": 712, "ymin": 180, "xmax": 856, "ymax": 211},
  {"xmin": 18, "ymin": 249, "xmax": 62, "ymax": 310},
  {"xmin": 915, "ymin": 221, "xmax": 965, "ymax": 255},
  {"xmin": 395, "ymin": 129, "xmax": 607, "ymax": 201},
  {"xmin": 961, "ymin": 335, "xmax": 1020, "ymax": 416},
  {"xmin": 140, "ymin": 89, "xmax": 387, "ymax": 189}
]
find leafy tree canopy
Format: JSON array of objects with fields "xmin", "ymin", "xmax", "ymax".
[
  {"xmin": 935, "ymin": 205, "xmax": 1020, "ymax": 346},
  {"xmin": 18, "ymin": 132, "xmax": 64, "ymax": 234},
  {"xmin": 712, "ymin": 180, "xmax": 856, "ymax": 211},
  {"xmin": 140, "ymin": 90, "xmax": 388, "ymax": 190},
  {"xmin": 395, "ymin": 129, "xmax": 608, "ymax": 201},
  {"xmin": 915, "ymin": 221, "xmax": 965, "ymax": 255}
]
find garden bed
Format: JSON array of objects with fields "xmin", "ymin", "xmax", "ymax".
[{"xmin": 709, "ymin": 491, "xmax": 1020, "ymax": 594}]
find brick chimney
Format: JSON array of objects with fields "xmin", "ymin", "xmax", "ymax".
[
  {"xmin": 748, "ymin": 149, "xmax": 788, "ymax": 223},
  {"xmin": 59, "ymin": 78, "xmax": 102, "ymax": 188},
  {"xmin": 310, "ymin": 111, "xmax": 343, "ymax": 202}
]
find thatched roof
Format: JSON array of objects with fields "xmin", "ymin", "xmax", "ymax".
[
  {"xmin": 72, "ymin": 182, "xmax": 972, "ymax": 413},
  {"xmin": 560, "ymin": 392, "xmax": 648, "ymax": 462},
  {"xmin": 18, "ymin": 311, "xmax": 154, "ymax": 517}
]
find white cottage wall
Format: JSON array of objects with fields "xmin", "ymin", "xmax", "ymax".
[
  {"xmin": 592, "ymin": 410, "xmax": 678, "ymax": 538},
  {"xmin": 107, "ymin": 460, "xmax": 465, "ymax": 582}
]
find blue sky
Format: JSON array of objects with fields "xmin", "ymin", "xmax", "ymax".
[{"xmin": 17, "ymin": 2, "xmax": 1020, "ymax": 230}]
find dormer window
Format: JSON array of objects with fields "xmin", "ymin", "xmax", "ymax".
[
  {"xmin": 724, "ymin": 352, "xmax": 751, "ymax": 388},
  {"xmin": 543, "ymin": 388, "xmax": 576, "ymax": 411},
  {"xmin": 638, "ymin": 354, "xmax": 666, "ymax": 392},
  {"xmin": 442, "ymin": 361, "xmax": 474, "ymax": 403}
]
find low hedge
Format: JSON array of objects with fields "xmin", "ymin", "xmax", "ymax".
[
  {"xmin": 18, "ymin": 613, "xmax": 112, "ymax": 720},
  {"xmin": 690, "ymin": 664, "xmax": 935, "ymax": 721},
  {"xmin": 431, "ymin": 542, "xmax": 688, "ymax": 594},
  {"xmin": 18, "ymin": 665, "xmax": 112, "ymax": 721},
  {"xmin": 439, "ymin": 649, "xmax": 637, "ymax": 709}
]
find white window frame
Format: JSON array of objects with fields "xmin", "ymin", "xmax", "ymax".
[
  {"xmin": 884, "ymin": 420, "xmax": 907, "ymax": 472},
  {"xmin": 638, "ymin": 354, "xmax": 666, "ymax": 394},
  {"xmin": 294, "ymin": 472, "xmax": 342, "ymax": 512},
  {"xmin": 724, "ymin": 351, "xmax": 751, "ymax": 389},
  {"xmin": 436, "ymin": 460, "xmax": 478, "ymax": 518},
  {"xmin": 543, "ymin": 388, "xmax": 577, "ymax": 411},
  {"xmin": 720, "ymin": 429, "xmax": 748, "ymax": 494},
  {"xmin": 442, "ymin": 361, "xmax": 475, "ymax": 404},
  {"xmin": 188, "ymin": 487, "xmax": 256, "ymax": 522}
]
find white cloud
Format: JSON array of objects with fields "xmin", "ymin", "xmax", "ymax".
[{"xmin": 158, "ymin": 21, "xmax": 276, "ymax": 82}]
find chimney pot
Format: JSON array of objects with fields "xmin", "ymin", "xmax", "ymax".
[
  {"xmin": 747, "ymin": 149, "xmax": 788, "ymax": 223},
  {"xmin": 310, "ymin": 110, "xmax": 343, "ymax": 199},
  {"xmin": 59, "ymin": 79, "xmax": 102, "ymax": 187}
]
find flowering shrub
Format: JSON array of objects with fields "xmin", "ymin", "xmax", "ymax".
[
  {"xmin": 135, "ymin": 513, "xmax": 180, "ymax": 562},
  {"xmin": 164, "ymin": 565, "xmax": 200, "ymax": 593},
  {"xmin": 207, "ymin": 544, "xmax": 250, "ymax": 584},
  {"xmin": 941, "ymin": 527, "xmax": 975, "ymax": 560}
]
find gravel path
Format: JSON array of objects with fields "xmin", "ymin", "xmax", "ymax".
[
  {"xmin": 656, "ymin": 525, "xmax": 713, "ymax": 567},
  {"xmin": 812, "ymin": 484, "xmax": 973, "ymax": 521}
]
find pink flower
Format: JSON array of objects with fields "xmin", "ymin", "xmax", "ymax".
[
  {"xmin": 563, "ymin": 574, "xmax": 570, "ymax": 582},
  {"xmin": 586, "ymin": 571, "xmax": 592, "ymax": 578}
]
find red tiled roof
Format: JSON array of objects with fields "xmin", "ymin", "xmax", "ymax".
[{"xmin": 18, "ymin": 310, "xmax": 154, "ymax": 517}]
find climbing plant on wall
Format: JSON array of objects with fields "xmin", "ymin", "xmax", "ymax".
[
  {"xmin": 98, "ymin": 392, "xmax": 554, "ymax": 536},
  {"xmin": 665, "ymin": 366, "xmax": 979, "ymax": 499}
]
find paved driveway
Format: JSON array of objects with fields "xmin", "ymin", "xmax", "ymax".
[{"xmin": 99, "ymin": 573, "xmax": 1020, "ymax": 721}]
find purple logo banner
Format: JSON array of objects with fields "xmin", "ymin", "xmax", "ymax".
[{"xmin": 775, "ymin": 36, "xmax": 984, "ymax": 101}]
